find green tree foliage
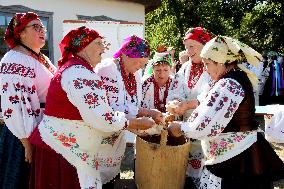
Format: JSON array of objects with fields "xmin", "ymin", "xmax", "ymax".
[{"xmin": 146, "ymin": 0, "xmax": 282, "ymax": 55}]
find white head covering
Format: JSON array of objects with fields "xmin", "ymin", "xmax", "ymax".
[{"xmin": 200, "ymin": 36, "xmax": 263, "ymax": 87}]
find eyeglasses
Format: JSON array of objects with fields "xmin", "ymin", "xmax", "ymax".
[
  {"xmin": 94, "ymin": 41, "xmax": 111, "ymax": 50},
  {"xmin": 26, "ymin": 24, "xmax": 47, "ymax": 33}
]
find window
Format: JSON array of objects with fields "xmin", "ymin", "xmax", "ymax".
[{"xmin": 0, "ymin": 5, "xmax": 53, "ymax": 62}]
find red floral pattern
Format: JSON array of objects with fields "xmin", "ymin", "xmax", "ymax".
[
  {"xmin": 2, "ymin": 82, "xmax": 8, "ymax": 93},
  {"xmin": 4, "ymin": 108, "xmax": 13, "ymax": 119},
  {"xmin": 9, "ymin": 95, "xmax": 20, "ymax": 104},
  {"xmin": 188, "ymin": 63, "xmax": 204, "ymax": 89},
  {"xmin": 73, "ymin": 78, "xmax": 103, "ymax": 90},
  {"xmin": 102, "ymin": 112, "xmax": 115, "ymax": 124},
  {"xmin": 0, "ymin": 63, "xmax": 36, "ymax": 78},
  {"xmin": 83, "ymin": 92, "xmax": 99, "ymax": 108},
  {"xmin": 27, "ymin": 108, "xmax": 40, "ymax": 117},
  {"xmin": 196, "ymin": 116, "xmax": 212, "ymax": 131}
]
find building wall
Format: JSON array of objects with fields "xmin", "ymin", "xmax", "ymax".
[{"xmin": 0, "ymin": 0, "xmax": 145, "ymax": 63}]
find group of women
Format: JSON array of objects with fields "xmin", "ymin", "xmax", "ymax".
[{"xmin": 0, "ymin": 11, "xmax": 284, "ymax": 189}]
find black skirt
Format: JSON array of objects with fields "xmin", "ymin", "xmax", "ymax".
[{"xmin": 206, "ymin": 133, "xmax": 284, "ymax": 189}]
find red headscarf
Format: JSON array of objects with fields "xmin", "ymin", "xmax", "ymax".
[
  {"xmin": 184, "ymin": 27, "xmax": 214, "ymax": 45},
  {"xmin": 58, "ymin": 26, "xmax": 102, "ymax": 67},
  {"xmin": 4, "ymin": 12, "xmax": 39, "ymax": 49}
]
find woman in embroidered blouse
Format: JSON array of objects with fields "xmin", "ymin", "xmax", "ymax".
[
  {"xmin": 167, "ymin": 27, "xmax": 215, "ymax": 118},
  {"xmin": 95, "ymin": 35, "xmax": 164, "ymax": 124},
  {"xmin": 30, "ymin": 26, "xmax": 155, "ymax": 189},
  {"xmin": 166, "ymin": 27, "xmax": 215, "ymax": 187},
  {"xmin": 168, "ymin": 36, "xmax": 284, "ymax": 189},
  {"xmin": 141, "ymin": 52, "xmax": 173, "ymax": 113},
  {"xmin": 0, "ymin": 12, "xmax": 55, "ymax": 189}
]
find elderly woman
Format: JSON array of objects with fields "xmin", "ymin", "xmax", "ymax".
[
  {"xmin": 30, "ymin": 27, "xmax": 155, "ymax": 189},
  {"xmin": 0, "ymin": 12, "xmax": 55, "ymax": 188},
  {"xmin": 95, "ymin": 35, "xmax": 164, "ymax": 135},
  {"xmin": 168, "ymin": 36, "xmax": 284, "ymax": 189},
  {"xmin": 141, "ymin": 52, "xmax": 173, "ymax": 113}
]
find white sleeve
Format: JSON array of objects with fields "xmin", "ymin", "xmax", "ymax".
[
  {"xmin": 180, "ymin": 78, "xmax": 245, "ymax": 140},
  {"xmin": 167, "ymin": 63, "xmax": 190, "ymax": 101},
  {"xmin": 141, "ymin": 79, "xmax": 152, "ymax": 109},
  {"xmin": 1, "ymin": 76, "xmax": 42, "ymax": 138},
  {"xmin": 61, "ymin": 65, "xmax": 127, "ymax": 133}
]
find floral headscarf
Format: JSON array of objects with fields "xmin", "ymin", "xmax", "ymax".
[
  {"xmin": 143, "ymin": 52, "xmax": 173, "ymax": 79},
  {"xmin": 113, "ymin": 35, "xmax": 150, "ymax": 58},
  {"xmin": 4, "ymin": 12, "xmax": 39, "ymax": 49},
  {"xmin": 58, "ymin": 26, "xmax": 102, "ymax": 67},
  {"xmin": 200, "ymin": 35, "xmax": 263, "ymax": 87},
  {"xmin": 184, "ymin": 27, "xmax": 215, "ymax": 45}
]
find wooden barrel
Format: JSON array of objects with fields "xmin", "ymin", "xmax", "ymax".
[{"xmin": 135, "ymin": 130, "xmax": 190, "ymax": 189}]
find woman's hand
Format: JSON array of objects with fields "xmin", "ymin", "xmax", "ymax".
[
  {"xmin": 166, "ymin": 100, "xmax": 180, "ymax": 114},
  {"xmin": 167, "ymin": 100, "xmax": 198, "ymax": 116},
  {"xmin": 128, "ymin": 117, "xmax": 156, "ymax": 130},
  {"xmin": 147, "ymin": 109, "xmax": 164, "ymax": 124},
  {"xmin": 164, "ymin": 113, "xmax": 175, "ymax": 125},
  {"xmin": 20, "ymin": 138, "xmax": 33, "ymax": 163},
  {"xmin": 167, "ymin": 121, "xmax": 183, "ymax": 137}
]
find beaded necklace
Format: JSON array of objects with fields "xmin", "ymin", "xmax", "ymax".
[
  {"xmin": 153, "ymin": 76, "xmax": 171, "ymax": 112},
  {"xmin": 188, "ymin": 63, "xmax": 204, "ymax": 89},
  {"xmin": 19, "ymin": 43, "xmax": 55, "ymax": 74},
  {"xmin": 118, "ymin": 57, "xmax": 137, "ymax": 102}
]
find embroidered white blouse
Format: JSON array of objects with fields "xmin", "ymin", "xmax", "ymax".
[
  {"xmin": 141, "ymin": 76, "xmax": 173, "ymax": 110},
  {"xmin": 39, "ymin": 64, "xmax": 128, "ymax": 188},
  {"xmin": 180, "ymin": 78, "xmax": 257, "ymax": 165},
  {"xmin": 95, "ymin": 58, "xmax": 142, "ymax": 118},
  {"xmin": 0, "ymin": 50, "xmax": 55, "ymax": 139},
  {"xmin": 167, "ymin": 61, "xmax": 211, "ymax": 102}
]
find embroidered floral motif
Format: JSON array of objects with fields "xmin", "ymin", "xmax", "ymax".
[
  {"xmin": 102, "ymin": 112, "xmax": 115, "ymax": 124},
  {"xmin": 27, "ymin": 108, "xmax": 40, "ymax": 117},
  {"xmin": 14, "ymin": 82, "xmax": 25, "ymax": 92},
  {"xmin": 83, "ymin": 92, "xmax": 99, "ymax": 108},
  {"xmin": 9, "ymin": 95, "xmax": 20, "ymax": 104},
  {"xmin": 53, "ymin": 132, "xmax": 79, "ymax": 148},
  {"xmin": 207, "ymin": 123, "xmax": 225, "ymax": 137},
  {"xmin": 196, "ymin": 116, "xmax": 211, "ymax": 131},
  {"xmin": 101, "ymin": 131, "xmax": 121, "ymax": 146},
  {"xmin": 43, "ymin": 122, "xmax": 98, "ymax": 168},
  {"xmin": 21, "ymin": 96, "xmax": 31, "ymax": 104},
  {"xmin": 96, "ymin": 155, "xmax": 124, "ymax": 168},
  {"xmin": 189, "ymin": 159, "xmax": 202, "ymax": 169},
  {"xmin": 4, "ymin": 108, "xmax": 13, "ymax": 118},
  {"xmin": 226, "ymin": 80, "xmax": 245, "ymax": 97},
  {"xmin": 2, "ymin": 82, "xmax": 8, "ymax": 93},
  {"xmin": 0, "ymin": 63, "xmax": 36, "ymax": 78},
  {"xmin": 224, "ymin": 100, "xmax": 238, "ymax": 118},
  {"xmin": 215, "ymin": 96, "xmax": 229, "ymax": 111},
  {"xmin": 73, "ymin": 78, "xmax": 103, "ymax": 90},
  {"xmin": 207, "ymin": 132, "xmax": 249, "ymax": 160},
  {"xmin": 207, "ymin": 91, "xmax": 220, "ymax": 106}
]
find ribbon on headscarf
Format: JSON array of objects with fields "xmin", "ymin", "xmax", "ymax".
[
  {"xmin": 58, "ymin": 26, "xmax": 102, "ymax": 67},
  {"xmin": 113, "ymin": 35, "xmax": 150, "ymax": 58},
  {"xmin": 4, "ymin": 12, "xmax": 39, "ymax": 49},
  {"xmin": 200, "ymin": 36, "xmax": 263, "ymax": 88},
  {"xmin": 143, "ymin": 52, "xmax": 173, "ymax": 79},
  {"xmin": 184, "ymin": 27, "xmax": 215, "ymax": 45}
]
